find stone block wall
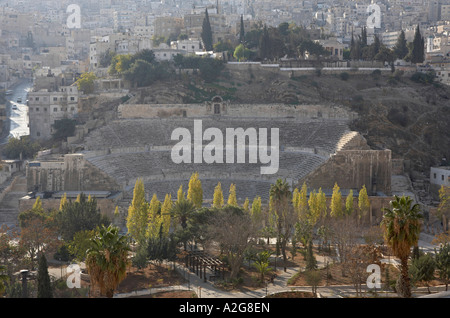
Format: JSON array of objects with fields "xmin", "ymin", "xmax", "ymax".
[
  {"xmin": 26, "ymin": 154, "xmax": 120, "ymax": 193},
  {"xmin": 301, "ymin": 149, "xmax": 392, "ymax": 195}
]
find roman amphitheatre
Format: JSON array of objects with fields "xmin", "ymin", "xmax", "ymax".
[{"xmin": 21, "ymin": 63, "xmax": 450, "ymax": 231}]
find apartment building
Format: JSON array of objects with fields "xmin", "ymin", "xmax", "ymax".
[{"xmin": 28, "ymin": 84, "xmax": 79, "ymax": 141}]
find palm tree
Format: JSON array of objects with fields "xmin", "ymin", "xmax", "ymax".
[
  {"xmin": 269, "ymin": 179, "xmax": 294, "ymax": 271},
  {"xmin": 252, "ymin": 250, "xmax": 272, "ymax": 283},
  {"xmin": 171, "ymin": 197, "xmax": 196, "ymax": 250},
  {"xmin": 381, "ymin": 195, "xmax": 422, "ymax": 298},
  {"xmin": 86, "ymin": 225, "xmax": 130, "ymax": 298}
]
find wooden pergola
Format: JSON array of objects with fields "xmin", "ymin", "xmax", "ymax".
[{"xmin": 185, "ymin": 251, "xmax": 225, "ymax": 282}]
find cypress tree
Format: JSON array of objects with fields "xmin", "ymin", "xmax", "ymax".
[
  {"xmin": 239, "ymin": 15, "xmax": 245, "ymax": 44},
  {"xmin": 394, "ymin": 30, "xmax": 408, "ymax": 60},
  {"xmin": 411, "ymin": 24, "xmax": 424, "ymax": 63},
  {"xmin": 201, "ymin": 9, "xmax": 213, "ymax": 51},
  {"xmin": 259, "ymin": 24, "xmax": 270, "ymax": 60},
  {"xmin": 37, "ymin": 254, "xmax": 53, "ymax": 298},
  {"xmin": 361, "ymin": 27, "xmax": 367, "ymax": 48},
  {"xmin": 305, "ymin": 240, "xmax": 318, "ymax": 270}
]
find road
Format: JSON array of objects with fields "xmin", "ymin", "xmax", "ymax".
[{"xmin": 1, "ymin": 79, "xmax": 32, "ymax": 145}]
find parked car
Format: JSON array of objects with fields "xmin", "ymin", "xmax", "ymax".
[
  {"xmin": 17, "ymin": 97, "xmax": 22, "ymax": 103},
  {"xmin": 6, "ymin": 90, "xmax": 13, "ymax": 95}
]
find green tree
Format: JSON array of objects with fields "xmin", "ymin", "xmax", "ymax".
[
  {"xmin": 52, "ymin": 118, "xmax": 76, "ymax": 141},
  {"xmin": 109, "ymin": 54, "xmax": 133, "ymax": 75},
  {"xmin": 434, "ymin": 243, "xmax": 450, "ymax": 290},
  {"xmin": 305, "ymin": 240, "xmax": 317, "ymax": 271},
  {"xmin": 305, "ymin": 269, "xmax": 322, "ymax": 297},
  {"xmin": 57, "ymin": 193, "xmax": 109, "ymax": 242},
  {"xmin": 410, "ymin": 253, "xmax": 436, "ymax": 294},
  {"xmin": 3, "ymin": 136, "xmax": 40, "ymax": 160},
  {"xmin": 205, "ymin": 206, "xmax": 256, "ymax": 280},
  {"xmin": 381, "ymin": 195, "xmax": 423, "ymax": 298},
  {"xmin": 201, "ymin": 9, "xmax": 213, "ymax": 51},
  {"xmin": 68, "ymin": 229, "xmax": 96, "ymax": 261},
  {"xmin": 239, "ymin": 15, "xmax": 245, "ymax": 44},
  {"xmin": 76, "ymin": 72, "xmax": 96, "ymax": 94},
  {"xmin": 171, "ymin": 197, "xmax": 196, "ymax": 250},
  {"xmin": 394, "ymin": 30, "xmax": 408, "ymax": 60},
  {"xmin": 99, "ymin": 49, "xmax": 116, "ymax": 68},
  {"xmin": 269, "ymin": 178, "xmax": 295, "ymax": 271},
  {"xmin": 411, "ymin": 25, "xmax": 424, "ymax": 64},
  {"xmin": 350, "ymin": 32, "xmax": 361, "ymax": 60},
  {"xmin": 86, "ymin": 225, "xmax": 130, "ymax": 298},
  {"xmin": 37, "ymin": 253, "xmax": 52, "ymax": 298},
  {"xmin": 259, "ymin": 24, "xmax": 271, "ymax": 59},
  {"xmin": 233, "ymin": 43, "xmax": 250, "ymax": 61},
  {"xmin": 252, "ymin": 250, "xmax": 272, "ymax": 283}
]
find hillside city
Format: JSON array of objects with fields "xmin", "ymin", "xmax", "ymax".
[{"xmin": 0, "ymin": 0, "xmax": 449, "ymax": 304}]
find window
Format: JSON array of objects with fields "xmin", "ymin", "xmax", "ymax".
[
  {"xmin": 70, "ymin": 97, "xmax": 75, "ymax": 101},
  {"xmin": 53, "ymin": 107, "xmax": 58, "ymax": 112},
  {"xmin": 53, "ymin": 97, "xmax": 57, "ymax": 101},
  {"xmin": 35, "ymin": 97, "xmax": 39, "ymax": 101},
  {"xmin": 443, "ymin": 175, "xmax": 445, "ymax": 181},
  {"xmin": 434, "ymin": 173, "xmax": 437, "ymax": 179}
]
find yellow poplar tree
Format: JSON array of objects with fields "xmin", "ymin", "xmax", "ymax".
[
  {"xmin": 161, "ymin": 194, "xmax": 173, "ymax": 237},
  {"xmin": 75, "ymin": 193, "xmax": 81, "ymax": 203},
  {"xmin": 187, "ymin": 172, "xmax": 203, "ymax": 208},
  {"xmin": 297, "ymin": 182, "xmax": 309, "ymax": 221},
  {"xmin": 147, "ymin": 194, "xmax": 162, "ymax": 239},
  {"xmin": 126, "ymin": 179, "xmax": 149, "ymax": 243},
  {"xmin": 251, "ymin": 196, "xmax": 262, "ymax": 222},
  {"xmin": 212, "ymin": 182, "xmax": 224, "ymax": 208},
  {"xmin": 358, "ymin": 185, "xmax": 370, "ymax": 222},
  {"xmin": 243, "ymin": 197, "xmax": 250, "ymax": 213},
  {"xmin": 330, "ymin": 183, "xmax": 343, "ymax": 218},
  {"xmin": 317, "ymin": 188, "xmax": 327, "ymax": 220},
  {"xmin": 59, "ymin": 193, "xmax": 67, "ymax": 211},
  {"xmin": 345, "ymin": 189, "xmax": 354, "ymax": 216},
  {"xmin": 177, "ymin": 185, "xmax": 185, "ymax": 203},
  {"xmin": 308, "ymin": 190, "xmax": 321, "ymax": 226},
  {"xmin": 32, "ymin": 196, "xmax": 43, "ymax": 212},
  {"xmin": 227, "ymin": 183, "xmax": 237, "ymax": 206}
]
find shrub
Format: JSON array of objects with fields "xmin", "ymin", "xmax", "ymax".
[
  {"xmin": 339, "ymin": 72, "xmax": 350, "ymax": 81},
  {"xmin": 410, "ymin": 71, "xmax": 435, "ymax": 84}
]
